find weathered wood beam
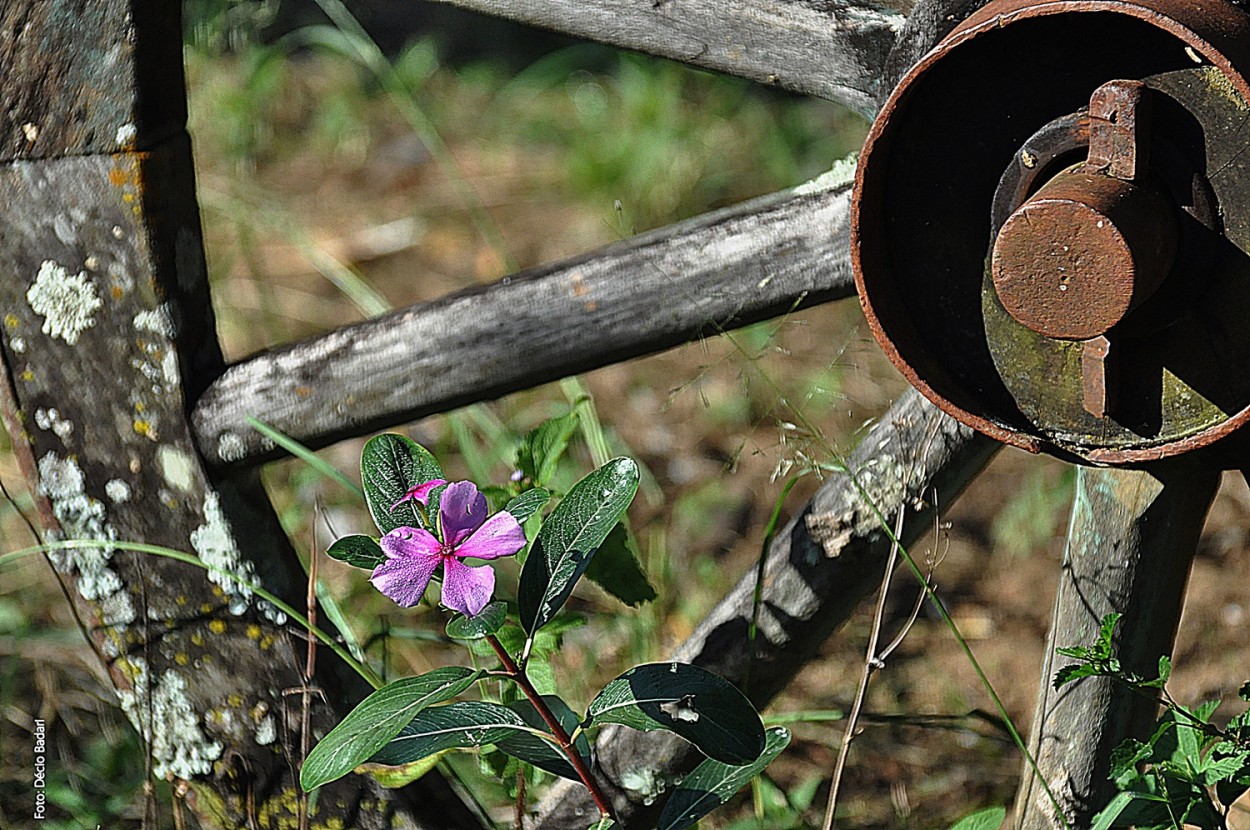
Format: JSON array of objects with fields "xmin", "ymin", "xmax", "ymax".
[
  {"xmin": 425, "ymin": 0, "xmax": 909, "ymax": 119},
  {"xmin": 192, "ymin": 175, "xmax": 859, "ymax": 467},
  {"xmin": 0, "ymin": 3, "xmax": 478, "ymax": 827},
  {"xmin": 1014, "ymin": 465, "xmax": 1217, "ymax": 829},
  {"xmin": 530, "ymin": 389, "xmax": 1000, "ymax": 828}
]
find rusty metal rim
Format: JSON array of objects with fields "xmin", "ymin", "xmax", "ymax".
[{"xmin": 852, "ymin": 0, "xmax": 1250, "ymax": 464}]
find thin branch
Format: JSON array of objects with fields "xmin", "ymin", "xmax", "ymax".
[
  {"xmin": 484, "ymin": 634, "xmax": 616, "ymax": 822},
  {"xmin": 822, "ymin": 502, "xmax": 907, "ymax": 830}
]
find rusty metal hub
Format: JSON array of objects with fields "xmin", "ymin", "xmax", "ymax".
[{"xmin": 852, "ymin": 0, "xmax": 1250, "ymax": 465}]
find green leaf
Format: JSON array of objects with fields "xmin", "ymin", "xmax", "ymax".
[
  {"xmin": 1053, "ymin": 662, "xmax": 1103, "ymax": 690},
  {"xmin": 519, "ymin": 458, "xmax": 639, "ymax": 634},
  {"xmin": 504, "ymin": 488, "xmax": 551, "ymax": 525},
  {"xmin": 584, "ymin": 522, "xmax": 656, "ymax": 607},
  {"xmin": 1095, "ymin": 613, "xmax": 1122, "ymax": 659},
  {"xmin": 656, "ymin": 726, "xmax": 790, "ymax": 830},
  {"xmin": 1091, "ymin": 791, "xmax": 1162, "ymax": 830},
  {"xmin": 495, "ymin": 696, "xmax": 589, "ymax": 781},
  {"xmin": 326, "ymin": 535, "xmax": 385, "ymax": 570},
  {"xmin": 587, "ymin": 662, "xmax": 765, "ymax": 765},
  {"xmin": 516, "ymin": 413, "xmax": 579, "ymax": 486},
  {"xmin": 300, "ymin": 667, "xmax": 480, "ymax": 790},
  {"xmin": 369, "ymin": 701, "xmax": 534, "ymax": 766},
  {"xmin": 356, "ymin": 750, "xmax": 447, "ymax": 788},
  {"xmin": 948, "ymin": 806, "xmax": 1008, "ymax": 830},
  {"xmin": 361, "ymin": 434, "xmax": 444, "ymax": 535},
  {"xmin": 446, "ymin": 601, "xmax": 507, "ymax": 640}
]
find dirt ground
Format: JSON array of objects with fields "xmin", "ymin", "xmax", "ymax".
[{"xmin": 5, "ymin": 33, "xmax": 1250, "ymax": 830}]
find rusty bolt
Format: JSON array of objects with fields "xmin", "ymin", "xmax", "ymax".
[{"xmin": 990, "ymin": 168, "xmax": 1178, "ymax": 340}]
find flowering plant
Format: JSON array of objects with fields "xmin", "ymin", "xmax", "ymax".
[{"xmin": 300, "ymin": 426, "xmax": 788, "ymax": 828}]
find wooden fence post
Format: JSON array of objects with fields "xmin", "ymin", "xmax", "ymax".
[
  {"xmin": 1015, "ymin": 464, "xmax": 1218, "ymax": 829},
  {"xmin": 0, "ymin": 4, "xmax": 476, "ymax": 827}
]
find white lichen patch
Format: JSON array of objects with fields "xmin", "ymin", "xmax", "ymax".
[
  {"xmin": 116, "ymin": 123, "xmax": 138, "ymax": 146},
  {"xmin": 105, "ymin": 479, "xmax": 131, "ymax": 504},
  {"xmin": 10, "ymin": 336, "xmax": 26, "ymax": 354},
  {"xmin": 37, "ymin": 453, "xmax": 134, "ymax": 625},
  {"xmin": 21, "ymin": 122, "xmax": 39, "ymax": 143},
  {"xmin": 793, "ymin": 151, "xmax": 859, "ymax": 197},
  {"xmin": 158, "ymin": 446, "xmax": 195, "ymax": 493},
  {"xmin": 254, "ymin": 714, "xmax": 277, "ymax": 746},
  {"xmin": 216, "ymin": 433, "xmax": 246, "ymax": 463},
  {"xmin": 134, "ymin": 305, "xmax": 176, "ymax": 339},
  {"xmin": 34, "ymin": 407, "xmax": 73, "ymax": 440},
  {"xmin": 27, "ymin": 261, "xmax": 102, "ymax": 345},
  {"xmin": 191, "ymin": 492, "xmax": 253, "ymax": 615},
  {"xmin": 117, "ymin": 658, "xmax": 223, "ymax": 780},
  {"xmin": 620, "ymin": 766, "xmax": 668, "ymax": 806}
]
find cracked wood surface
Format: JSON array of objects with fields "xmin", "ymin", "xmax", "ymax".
[
  {"xmin": 426, "ymin": 0, "xmax": 911, "ymax": 119},
  {"xmin": 0, "ymin": 3, "xmax": 479, "ymax": 827},
  {"xmin": 1014, "ymin": 465, "xmax": 1216, "ymax": 830}
]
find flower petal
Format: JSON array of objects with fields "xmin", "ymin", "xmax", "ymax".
[
  {"xmin": 370, "ymin": 551, "xmax": 440, "ymax": 608},
  {"xmin": 441, "ymin": 558, "xmax": 495, "ymax": 617},
  {"xmin": 379, "ymin": 526, "xmax": 442, "ymax": 559},
  {"xmin": 390, "ymin": 478, "xmax": 448, "ymax": 510},
  {"xmin": 439, "ymin": 481, "xmax": 488, "ymax": 548},
  {"xmin": 456, "ymin": 511, "xmax": 527, "ymax": 561}
]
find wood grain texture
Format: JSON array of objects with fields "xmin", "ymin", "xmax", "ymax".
[
  {"xmin": 0, "ymin": 138, "xmax": 480, "ymax": 830},
  {"xmin": 529, "ymin": 390, "xmax": 1000, "ymax": 828},
  {"xmin": 425, "ymin": 0, "xmax": 908, "ymax": 118},
  {"xmin": 193, "ymin": 176, "xmax": 858, "ymax": 466},
  {"xmin": 0, "ymin": 4, "xmax": 479, "ymax": 825},
  {"xmin": 1014, "ymin": 465, "xmax": 1216, "ymax": 830},
  {"xmin": 0, "ymin": 1, "xmax": 187, "ymax": 160}
]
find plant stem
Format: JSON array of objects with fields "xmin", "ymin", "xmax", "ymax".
[{"xmin": 485, "ymin": 634, "xmax": 616, "ymax": 822}]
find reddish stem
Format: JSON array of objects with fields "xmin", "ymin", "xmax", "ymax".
[{"xmin": 485, "ymin": 634, "xmax": 615, "ymax": 821}]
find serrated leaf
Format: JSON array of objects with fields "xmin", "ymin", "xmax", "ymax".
[
  {"xmin": 947, "ymin": 806, "xmax": 1008, "ymax": 830},
  {"xmin": 1055, "ymin": 646, "xmax": 1094, "ymax": 660},
  {"xmin": 361, "ymin": 434, "xmax": 444, "ymax": 534},
  {"xmin": 326, "ymin": 535, "xmax": 386, "ymax": 570},
  {"xmin": 446, "ymin": 601, "xmax": 507, "ymax": 640},
  {"xmin": 1053, "ymin": 662, "xmax": 1102, "ymax": 690},
  {"xmin": 584, "ymin": 522, "xmax": 657, "ymax": 607},
  {"xmin": 356, "ymin": 750, "xmax": 447, "ymax": 788},
  {"xmin": 656, "ymin": 726, "xmax": 789, "ymax": 830},
  {"xmin": 516, "ymin": 413, "xmax": 580, "ymax": 486},
  {"xmin": 504, "ymin": 488, "xmax": 551, "ymax": 525},
  {"xmin": 519, "ymin": 459, "xmax": 639, "ymax": 634},
  {"xmin": 1095, "ymin": 612, "xmax": 1122, "ymax": 658},
  {"xmin": 369, "ymin": 701, "xmax": 534, "ymax": 766},
  {"xmin": 495, "ymin": 696, "xmax": 589, "ymax": 781},
  {"xmin": 301, "ymin": 667, "xmax": 480, "ymax": 790},
  {"xmin": 587, "ymin": 662, "xmax": 765, "ymax": 765}
]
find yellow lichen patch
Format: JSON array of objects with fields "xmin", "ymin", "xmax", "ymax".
[
  {"xmin": 208, "ymin": 619, "xmax": 227, "ymax": 634},
  {"xmin": 259, "ymin": 635, "xmax": 275, "ymax": 650},
  {"xmin": 199, "ymin": 602, "xmax": 213, "ymax": 614},
  {"xmin": 133, "ymin": 419, "xmax": 156, "ymax": 439},
  {"xmin": 111, "ymin": 285, "xmax": 124, "ymax": 300},
  {"xmin": 3, "ymin": 314, "xmax": 18, "ymax": 329},
  {"xmin": 20, "ymin": 369, "xmax": 33, "ymax": 382},
  {"xmin": 174, "ymin": 652, "xmax": 189, "ymax": 666},
  {"xmin": 246, "ymin": 624, "xmax": 262, "ymax": 640},
  {"xmin": 227, "ymin": 693, "xmax": 243, "ymax": 708},
  {"xmin": 175, "ymin": 594, "xmax": 188, "ymax": 606},
  {"xmin": 190, "ymin": 632, "xmax": 204, "ymax": 646}
]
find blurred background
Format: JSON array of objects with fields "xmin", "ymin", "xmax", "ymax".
[{"xmin": 3, "ymin": 1, "xmax": 1250, "ymax": 827}]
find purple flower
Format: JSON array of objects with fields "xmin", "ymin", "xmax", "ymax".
[{"xmin": 372, "ymin": 481, "xmax": 526, "ymax": 616}]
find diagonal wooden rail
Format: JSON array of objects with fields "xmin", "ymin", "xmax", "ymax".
[{"xmin": 192, "ymin": 178, "xmax": 857, "ymax": 466}]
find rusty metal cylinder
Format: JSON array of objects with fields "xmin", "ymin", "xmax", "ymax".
[{"xmin": 990, "ymin": 168, "xmax": 1178, "ymax": 340}]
